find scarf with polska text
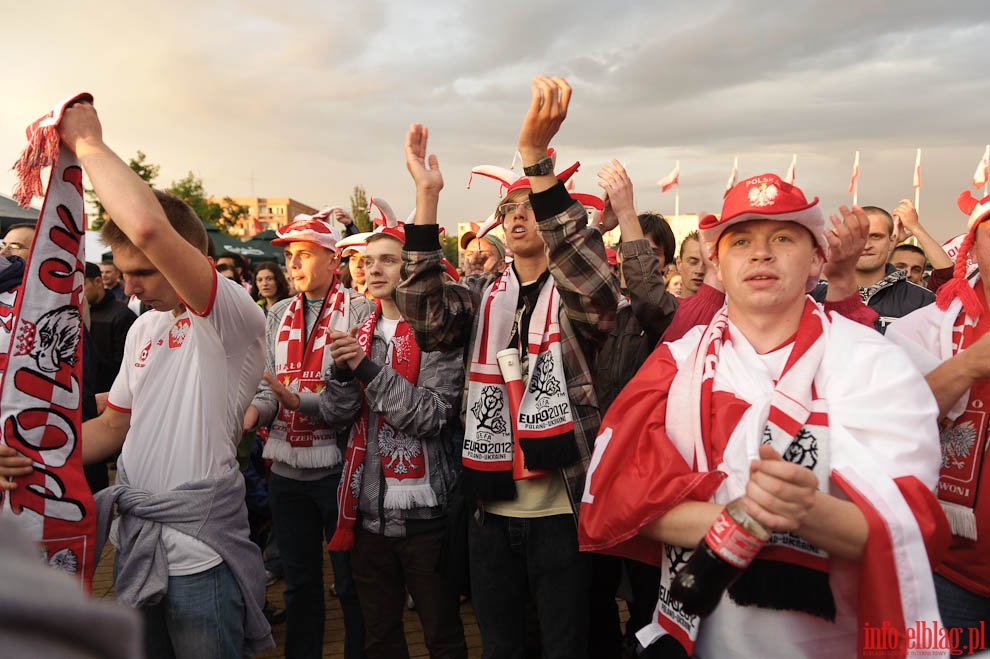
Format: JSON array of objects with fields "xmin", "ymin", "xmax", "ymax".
[
  {"xmin": 0, "ymin": 93, "xmax": 95, "ymax": 589},
  {"xmin": 462, "ymin": 267, "xmax": 576, "ymax": 501},
  {"xmin": 265, "ymin": 286, "xmax": 349, "ymax": 468},
  {"xmin": 648, "ymin": 299, "xmax": 834, "ymax": 654},
  {"xmin": 327, "ymin": 306, "xmax": 429, "ymax": 551}
]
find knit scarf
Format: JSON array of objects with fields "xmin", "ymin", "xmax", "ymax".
[
  {"xmin": 655, "ymin": 298, "xmax": 834, "ymax": 654},
  {"xmin": 0, "ymin": 93, "xmax": 95, "ymax": 589},
  {"xmin": 462, "ymin": 268, "xmax": 575, "ymax": 501},
  {"xmin": 266, "ymin": 285, "xmax": 348, "ymax": 468},
  {"xmin": 327, "ymin": 306, "xmax": 428, "ymax": 551},
  {"xmin": 935, "ymin": 274, "xmax": 989, "ymax": 541}
]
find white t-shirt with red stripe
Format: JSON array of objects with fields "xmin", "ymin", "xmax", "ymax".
[{"xmin": 108, "ymin": 273, "xmax": 266, "ymax": 575}]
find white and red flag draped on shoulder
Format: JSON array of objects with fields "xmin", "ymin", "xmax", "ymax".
[
  {"xmin": 724, "ymin": 157, "xmax": 738, "ymax": 198},
  {"xmin": 657, "ymin": 161, "xmax": 680, "ymax": 193},
  {"xmin": 2, "ymin": 93, "xmax": 95, "ymax": 589},
  {"xmin": 973, "ymin": 145, "xmax": 989, "ymax": 191},
  {"xmin": 784, "ymin": 154, "xmax": 797, "ymax": 185}
]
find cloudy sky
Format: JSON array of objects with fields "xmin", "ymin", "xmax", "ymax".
[{"xmin": 1, "ymin": 0, "xmax": 987, "ymax": 243}]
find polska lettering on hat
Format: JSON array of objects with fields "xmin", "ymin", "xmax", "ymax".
[{"xmin": 698, "ymin": 173, "xmax": 827, "ymax": 257}]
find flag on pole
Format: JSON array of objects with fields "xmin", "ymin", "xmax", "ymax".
[
  {"xmin": 974, "ymin": 145, "xmax": 989, "ymax": 190},
  {"xmin": 724, "ymin": 157, "xmax": 738, "ymax": 197},
  {"xmin": 657, "ymin": 162, "xmax": 679, "ymax": 193},
  {"xmin": 784, "ymin": 154, "xmax": 797, "ymax": 185},
  {"xmin": 913, "ymin": 148, "xmax": 922, "ymax": 189},
  {"xmin": 913, "ymin": 148, "xmax": 922, "ymax": 212},
  {"xmin": 848, "ymin": 151, "xmax": 860, "ymax": 194}
]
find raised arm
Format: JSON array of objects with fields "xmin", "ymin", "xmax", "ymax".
[
  {"xmin": 521, "ymin": 77, "xmax": 619, "ymax": 342},
  {"xmin": 395, "ymin": 124, "xmax": 480, "ymax": 351},
  {"xmin": 58, "ymin": 102, "xmax": 215, "ymax": 313},
  {"xmin": 894, "ymin": 198, "xmax": 952, "ymax": 271},
  {"xmin": 599, "ymin": 160, "xmax": 677, "ymax": 342}
]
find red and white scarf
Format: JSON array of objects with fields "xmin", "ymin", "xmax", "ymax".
[
  {"xmin": 0, "ymin": 93, "xmax": 95, "ymax": 589},
  {"xmin": 265, "ymin": 285, "xmax": 349, "ymax": 468},
  {"xmin": 581, "ymin": 298, "xmax": 946, "ymax": 658},
  {"xmin": 925, "ymin": 272, "xmax": 988, "ymax": 541},
  {"xmin": 462, "ymin": 268, "xmax": 574, "ymax": 500},
  {"xmin": 327, "ymin": 306, "xmax": 430, "ymax": 551}
]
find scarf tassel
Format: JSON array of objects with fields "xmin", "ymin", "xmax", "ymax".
[
  {"xmin": 940, "ymin": 500, "xmax": 978, "ymax": 541},
  {"xmin": 728, "ymin": 559, "xmax": 837, "ymax": 622},
  {"xmin": 12, "ymin": 124, "xmax": 60, "ymax": 207},
  {"xmin": 327, "ymin": 527, "xmax": 355, "ymax": 552},
  {"xmin": 520, "ymin": 433, "xmax": 579, "ymax": 470}
]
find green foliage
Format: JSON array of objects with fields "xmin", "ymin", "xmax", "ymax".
[
  {"xmin": 350, "ymin": 186, "xmax": 372, "ymax": 233},
  {"xmin": 86, "ymin": 150, "xmax": 159, "ymax": 230},
  {"xmin": 441, "ymin": 235, "xmax": 459, "ymax": 268},
  {"xmin": 165, "ymin": 173, "xmax": 248, "ymax": 233}
]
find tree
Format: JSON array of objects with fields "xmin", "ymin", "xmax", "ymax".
[
  {"xmin": 441, "ymin": 235, "xmax": 459, "ymax": 268},
  {"xmin": 86, "ymin": 150, "xmax": 159, "ymax": 230},
  {"xmin": 350, "ymin": 186, "xmax": 372, "ymax": 233}
]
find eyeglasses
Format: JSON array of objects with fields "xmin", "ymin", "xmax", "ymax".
[
  {"xmin": 496, "ymin": 200, "xmax": 532, "ymax": 219},
  {"xmin": 0, "ymin": 242, "xmax": 27, "ymax": 253}
]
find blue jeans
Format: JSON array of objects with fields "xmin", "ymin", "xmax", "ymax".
[
  {"xmin": 141, "ymin": 562, "xmax": 247, "ymax": 659},
  {"xmin": 469, "ymin": 511, "xmax": 590, "ymax": 659},
  {"xmin": 269, "ymin": 472, "xmax": 364, "ymax": 659},
  {"xmin": 935, "ymin": 573, "xmax": 990, "ymax": 656}
]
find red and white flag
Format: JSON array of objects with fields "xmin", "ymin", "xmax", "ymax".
[
  {"xmin": 784, "ymin": 153, "xmax": 797, "ymax": 185},
  {"xmin": 913, "ymin": 148, "xmax": 922, "ymax": 190},
  {"xmin": 724, "ymin": 156, "xmax": 738, "ymax": 197},
  {"xmin": 657, "ymin": 161, "xmax": 679, "ymax": 194},
  {"xmin": 848, "ymin": 151, "xmax": 860, "ymax": 194},
  {"xmin": 973, "ymin": 145, "xmax": 989, "ymax": 190}
]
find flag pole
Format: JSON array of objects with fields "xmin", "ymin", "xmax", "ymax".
[
  {"xmin": 914, "ymin": 148, "xmax": 922, "ymax": 212},
  {"xmin": 851, "ymin": 150, "xmax": 859, "ymax": 206},
  {"xmin": 674, "ymin": 160, "xmax": 680, "ymax": 218},
  {"xmin": 985, "ymin": 144, "xmax": 989, "ymax": 198}
]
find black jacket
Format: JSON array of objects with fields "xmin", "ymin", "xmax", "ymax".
[
  {"xmin": 811, "ymin": 264, "xmax": 935, "ymax": 334},
  {"xmin": 594, "ymin": 239, "xmax": 678, "ymax": 413}
]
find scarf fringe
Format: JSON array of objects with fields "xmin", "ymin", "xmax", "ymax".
[
  {"xmin": 12, "ymin": 124, "xmax": 59, "ymax": 207},
  {"xmin": 383, "ymin": 485, "xmax": 438, "ymax": 511},
  {"xmin": 728, "ymin": 559, "xmax": 836, "ymax": 622},
  {"xmin": 327, "ymin": 527, "xmax": 354, "ymax": 552},
  {"xmin": 462, "ymin": 468, "xmax": 517, "ymax": 503},
  {"xmin": 520, "ymin": 433, "xmax": 578, "ymax": 470},
  {"xmin": 262, "ymin": 436, "xmax": 342, "ymax": 470},
  {"xmin": 941, "ymin": 500, "xmax": 978, "ymax": 540}
]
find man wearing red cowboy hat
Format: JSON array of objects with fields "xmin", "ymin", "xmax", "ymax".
[
  {"xmin": 397, "ymin": 76, "xmax": 620, "ymax": 659},
  {"xmin": 887, "ymin": 192, "xmax": 990, "ymax": 652},
  {"xmin": 580, "ymin": 173, "xmax": 948, "ymax": 658},
  {"xmin": 242, "ymin": 214, "xmax": 372, "ymax": 659}
]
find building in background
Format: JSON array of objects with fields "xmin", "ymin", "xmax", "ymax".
[{"xmin": 209, "ymin": 197, "xmax": 318, "ymax": 238}]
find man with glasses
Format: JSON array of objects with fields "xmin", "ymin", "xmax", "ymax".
[
  {"xmin": 397, "ymin": 76, "xmax": 619, "ymax": 659},
  {"xmin": 0, "ymin": 224, "xmax": 35, "ymax": 261}
]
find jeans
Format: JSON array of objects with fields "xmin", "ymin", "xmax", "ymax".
[
  {"xmin": 141, "ymin": 562, "xmax": 247, "ymax": 659},
  {"xmin": 935, "ymin": 573, "xmax": 990, "ymax": 656},
  {"xmin": 269, "ymin": 472, "xmax": 365, "ymax": 659},
  {"xmin": 352, "ymin": 526, "xmax": 467, "ymax": 659},
  {"xmin": 469, "ymin": 511, "xmax": 590, "ymax": 659}
]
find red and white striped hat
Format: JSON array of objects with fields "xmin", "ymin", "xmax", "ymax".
[{"xmin": 271, "ymin": 214, "xmax": 340, "ymax": 251}]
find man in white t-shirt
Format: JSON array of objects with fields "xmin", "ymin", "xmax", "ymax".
[{"xmin": 0, "ymin": 101, "xmax": 273, "ymax": 657}]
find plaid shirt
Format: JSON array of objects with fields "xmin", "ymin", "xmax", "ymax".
[{"xmin": 395, "ymin": 182, "xmax": 619, "ymax": 518}]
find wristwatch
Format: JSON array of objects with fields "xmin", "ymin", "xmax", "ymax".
[{"xmin": 523, "ymin": 156, "xmax": 555, "ymax": 177}]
